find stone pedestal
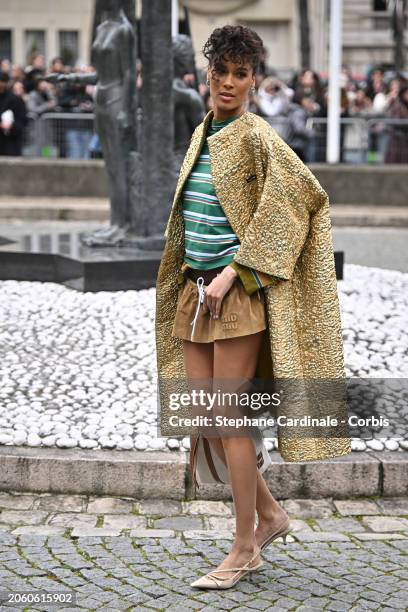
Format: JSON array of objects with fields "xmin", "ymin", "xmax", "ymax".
[{"xmin": 0, "ymin": 226, "xmax": 165, "ymax": 292}]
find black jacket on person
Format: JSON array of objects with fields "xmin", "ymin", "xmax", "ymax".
[{"xmin": 0, "ymin": 90, "xmax": 27, "ymax": 156}]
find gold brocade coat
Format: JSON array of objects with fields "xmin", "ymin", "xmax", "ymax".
[{"xmin": 155, "ymin": 108, "xmax": 351, "ymax": 464}]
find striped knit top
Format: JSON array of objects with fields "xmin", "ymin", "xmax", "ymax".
[
  {"xmin": 182, "ymin": 114, "xmax": 241, "ymax": 269},
  {"xmin": 180, "ymin": 112, "xmax": 275, "ymax": 295}
]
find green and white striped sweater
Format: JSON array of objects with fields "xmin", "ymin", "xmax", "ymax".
[{"xmin": 180, "ymin": 113, "xmax": 274, "ymax": 295}]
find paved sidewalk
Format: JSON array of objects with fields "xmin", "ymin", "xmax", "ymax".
[{"xmin": 0, "ymin": 493, "xmax": 407, "ymax": 611}]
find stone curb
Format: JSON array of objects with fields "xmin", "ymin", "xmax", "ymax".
[
  {"xmin": 0, "ymin": 197, "xmax": 109, "ymax": 222},
  {"xmin": 0, "ymin": 446, "xmax": 407, "ymax": 500}
]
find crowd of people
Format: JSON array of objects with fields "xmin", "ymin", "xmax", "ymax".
[
  {"xmin": 1, "ymin": 51, "xmax": 408, "ymax": 162},
  {"xmin": 0, "ymin": 54, "xmax": 96, "ymax": 158}
]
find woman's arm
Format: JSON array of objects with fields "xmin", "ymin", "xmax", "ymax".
[{"xmin": 27, "ymin": 91, "xmax": 49, "ymax": 116}]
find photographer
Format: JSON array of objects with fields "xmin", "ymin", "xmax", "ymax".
[{"xmin": 250, "ymin": 76, "xmax": 294, "ymax": 118}]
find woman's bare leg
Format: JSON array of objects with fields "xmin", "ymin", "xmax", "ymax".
[
  {"xmin": 206, "ymin": 331, "xmax": 265, "ymax": 576},
  {"xmin": 201, "ymin": 324, "xmax": 288, "ymax": 546},
  {"xmin": 205, "ymin": 440, "xmax": 288, "ymax": 545},
  {"xmin": 182, "ymin": 339, "xmax": 213, "ymax": 379},
  {"xmin": 182, "ymin": 333, "xmax": 287, "ymax": 577},
  {"xmin": 182, "ymin": 339, "xmax": 214, "ymax": 442}
]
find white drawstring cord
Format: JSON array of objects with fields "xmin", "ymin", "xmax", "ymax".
[{"xmin": 190, "ymin": 277, "xmax": 205, "ymax": 341}]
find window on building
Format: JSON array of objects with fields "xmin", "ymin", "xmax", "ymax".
[
  {"xmin": 373, "ymin": 0, "xmax": 388, "ymax": 10},
  {"xmin": 0, "ymin": 30, "xmax": 12, "ymax": 62},
  {"xmin": 59, "ymin": 31, "xmax": 79, "ymax": 67},
  {"xmin": 25, "ymin": 30, "xmax": 46, "ymax": 64}
]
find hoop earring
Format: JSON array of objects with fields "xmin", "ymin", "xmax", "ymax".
[{"xmin": 206, "ymin": 79, "xmax": 210, "ymax": 86}]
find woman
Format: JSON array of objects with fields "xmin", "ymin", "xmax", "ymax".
[
  {"xmin": 292, "ymin": 69, "xmax": 327, "ymax": 162},
  {"xmin": 385, "ymin": 84, "xmax": 408, "ymax": 164},
  {"xmin": 155, "ymin": 25, "xmax": 350, "ymax": 590}
]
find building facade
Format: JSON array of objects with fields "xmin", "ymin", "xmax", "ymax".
[
  {"xmin": 341, "ymin": 0, "xmax": 408, "ymax": 74},
  {"xmin": 0, "ymin": 0, "xmax": 406, "ymax": 75},
  {"xmin": 176, "ymin": 0, "xmax": 408, "ymax": 76},
  {"xmin": 0, "ymin": 0, "xmax": 301, "ymax": 73},
  {"xmin": 179, "ymin": 0, "xmax": 300, "ymax": 76},
  {"xmin": 0, "ymin": 0, "xmax": 94, "ymax": 68}
]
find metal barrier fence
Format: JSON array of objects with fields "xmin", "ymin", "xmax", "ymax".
[
  {"xmin": 305, "ymin": 117, "xmax": 408, "ymax": 163},
  {"xmin": 23, "ymin": 112, "xmax": 98, "ymax": 159},
  {"xmin": 22, "ymin": 112, "xmax": 408, "ymax": 163}
]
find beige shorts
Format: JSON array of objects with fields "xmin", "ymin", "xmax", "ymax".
[{"xmin": 171, "ymin": 274, "xmax": 267, "ymax": 343}]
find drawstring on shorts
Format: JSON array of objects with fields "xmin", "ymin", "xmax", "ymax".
[
  {"xmin": 189, "ymin": 278, "xmax": 261, "ymax": 340},
  {"xmin": 190, "ymin": 277, "xmax": 205, "ymax": 341}
]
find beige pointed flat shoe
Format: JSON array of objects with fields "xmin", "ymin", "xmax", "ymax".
[
  {"xmin": 260, "ymin": 516, "xmax": 293, "ymax": 551},
  {"xmin": 190, "ymin": 548, "xmax": 263, "ymax": 590}
]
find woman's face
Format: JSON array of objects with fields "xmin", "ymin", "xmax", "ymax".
[
  {"xmin": 52, "ymin": 59, "xmax": 64, "ymax": 73},
  {"xmin": 38, "ymin": 79, "xmax": 50, "ymax": 92},
  {"xmin": 207, "ymin": 56, "xmax": 255, "ymax": 117},
  {"xmin": 300, "ymin": 70, "xmax": 315, "ymax": 87},
  {"xmin": 389, "ymin": 78, "xmax": 400, "ymax": 93},
  {"xmin": 32, "ymin": 54, "xmax": 45, "ymax": 70},
  {"xmin": 1, "ymin": 59, "xmax": 11, "ymax": 72},
  {"xmin": 372, "ymin": 70, "xmax": 383, "ymax": 82},
  {"xmin": 12, "ymin": 82, "xmax": 24, "ymax": 96},
  {"xmin": 11, "ymin": 65, "xmax": 24, "ymax": 80}
]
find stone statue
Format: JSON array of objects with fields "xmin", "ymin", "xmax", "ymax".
[
  {"xmin": 47, "ymin": 0, "xmax": 139, "ymax": 246},
  {"xmin": 172, "ymin": 34, "xmax": 205, "ymax": 153},
  {"xmin": 45, "ymin": 6, "xmax": 204, "ymax": 246}
]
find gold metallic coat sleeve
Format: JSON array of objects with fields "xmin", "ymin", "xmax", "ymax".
[{"xmin": 233, "ymin": 129, "xmax": 326, "ymax": 280}]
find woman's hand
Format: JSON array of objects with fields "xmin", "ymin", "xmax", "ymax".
[{"xmin": 202, "ymin": 265, "xmax": 238, "ymax": 319}]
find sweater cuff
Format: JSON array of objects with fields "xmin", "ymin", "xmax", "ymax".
[{"xmin": 229, "ymin": 261, "xmax": 275, "ymax": 295}]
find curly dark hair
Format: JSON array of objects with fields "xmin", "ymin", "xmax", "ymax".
[{"xmin": 202, "ymin": 24, "xmax": 265, "ymax": 77}]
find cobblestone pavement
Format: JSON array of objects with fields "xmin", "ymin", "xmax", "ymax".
[{"xmin": 0, "ymin": 493, "xmax": 407, "ymax": 611}]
